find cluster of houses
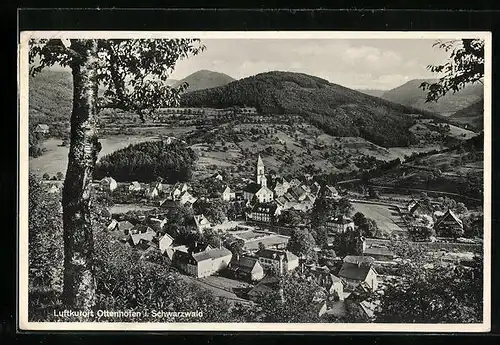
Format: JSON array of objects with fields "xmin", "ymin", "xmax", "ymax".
[{"xmin": 405, "ymin": 199, "xmax": 465, "ymax": 238}]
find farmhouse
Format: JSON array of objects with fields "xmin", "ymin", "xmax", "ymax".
[
  {"xmin": 227, "ymin": 255, "xmax": 265, "ymax": 282},
  {"xmin": 305, "ymin": 265, "xmax": 344, "ymax": 300},
  {"xmin": 409, "ymin": 200, "xmax": 434, "ymax": 217},
  {"xmin": 434, "ymin": 209, "xmax": 464, "ymax": 237},
  {"xmin": 179, "ymin": 191, "xmax": 197, "ymax": 207},
  {"xmin": 172, "ymin": 247, "xmax": 233, "ymax": 278},
  {"xmin": 100, "ymin": 177, "xmax": 117, "ymax": 192},
  {"xmin": 256, "ymin": 248, "xmax": 299, "ymax": 275}
]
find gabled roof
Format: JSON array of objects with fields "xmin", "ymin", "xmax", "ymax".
[
  {"xmin": 100, "ymin": 176, "xmax": 116, "ymax": 184},
  {"xmin": 257, "ymin": 248, "xmax": 298, "ymax": 262},
  {"xmin": 130, "ymin": 181, "xmax": 141, "ymax": 188},
  {"xmin": 192, "ymin": 247, "xmax": 232, "ymax": 262},
  {"xmin": 248, "ymin": 275, "xmax": 280, "ymax": 297},
  {"xmin": 229, "ymin": 256, "xmax": 261, "ymax": 274},
  {"xmin": 130, "ymin": 231, "xmax": 155, "ymax": 246},
  {"xmin": 133, "ymin": 224, "xmax": 154, "ymax": 234},
  {"xmin": 363, "ymin": 247, "xmax": 395, "ymax": 258},
  {"xmin": 118, "ymin": 220, "xmax": 134, "ymax": 231},
  {"xmin": 327, "ymin": 215, "xmax": 354, "ymax": 225},
  {"xmin": 244, "ymin": 183, "xmax": 262, "ymax": 194},
  {"xmin": 409, "ymin": 200, "xmax": 434, "ymax": 215},
  {"xmin": 194, "ymin": 214, "xmax": 211, "ymax": 228},
  {"xmin": 434, "ymin": 209, "xmax": 463, "ymax": 228},
  {"xmin": 324, "ymin": 185, "xmax": 338, "ymax": 195},
  {"xmin": 338, "ymin": 262, "xmax": 374, "ymax": 282}
]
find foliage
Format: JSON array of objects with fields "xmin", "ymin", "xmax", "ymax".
[
  {"xmin": 180, "ymin": 71, "xmax": 431, "ymax": 147},
  {"xmin": 253, "ymin": 273, "xmax": 327, "ymax": 323},
  {"xmin": 420, "ymin": 39, "xmax": 484, "ymax": 103},
  {"xmin": 287, "ymin": 228, "xmax": 317, "ymax": 262},
  {"xmin": 28, "ymin": 174, "xmax": 64, "ymax": 294},
  {"xmin": 376, "ymin": 241, "xmax": 483, "ymax": 323},
  {"xmin": 462, "ymin": 213, "xmax": 484, "ymax": 238},
  {"xmin": 226, "ymin": 238, "xmax": 245, "ymax": 257},
  {"xmin": 279, "ymin": 209, "xmax": 307, "ymax": 226},
  {"xmin": 94, "ymin": 140, "xmax": 197, "ymax": 183},
  {"xmin": 192, "ymin": 199, "xmax": 229, "ymax": 225}
]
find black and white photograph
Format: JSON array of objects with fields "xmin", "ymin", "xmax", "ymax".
[{"xmin": 18, "ymin": 31, "xmax": 491, "ymax": 331}]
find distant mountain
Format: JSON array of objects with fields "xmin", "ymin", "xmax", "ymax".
[
  {"xmin": 175, "ymin": 69, "xmax": 235, "ymax": 92},
  {"xmin": 356, "ymin": 89, "xmax": 387, "ymax": 98},
  {"xmin": 181, "ymin": 71, "xmax": 445, "ymax": 148},
  {"xmin": 449, "ymin": 99, "xmax": 484, "ymax": 131},
  {"xmin": 381, "ymin": 79, "xmax": 483, "ymax": 115}
]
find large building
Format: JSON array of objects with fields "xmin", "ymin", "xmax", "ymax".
[
  {"xmin": 172, "ymin": 247, "xmax": 233, "ymax": 278},
  {"xmin": 256, "ymin": 248, "xmax": 299, "ymax": 275}
]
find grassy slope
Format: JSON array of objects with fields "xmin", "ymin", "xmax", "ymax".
[{"xmin": 449, "ymin": 99, "xmax": 484, "ymax": 131}]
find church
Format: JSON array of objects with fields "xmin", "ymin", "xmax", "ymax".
[{"xmin": 243, "ymin": 155, "xmax": 274, "ymax": 204}]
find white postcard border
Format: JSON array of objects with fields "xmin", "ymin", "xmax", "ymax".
[{"xmin": 18, "ymin": 30, "xmax": 492, "ymax": 332}]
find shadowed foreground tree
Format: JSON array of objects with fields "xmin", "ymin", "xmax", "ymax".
[
  {"xmin": 420, "ymin": 39, "xmax": 484, "ymax": 102},
  {"xmin": 29, "ymin": 38, "xmax": 204, "ymax": 308}
]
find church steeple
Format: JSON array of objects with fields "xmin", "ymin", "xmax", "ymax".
[{"xmin": 256, "ymin": 155, "xmax": 266, "ymax": 187}]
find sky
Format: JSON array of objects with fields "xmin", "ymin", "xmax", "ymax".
[{"xmin": 167, "ymin": 38, "xmax": 451, "ymax": 90}]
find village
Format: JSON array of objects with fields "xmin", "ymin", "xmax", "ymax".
[{"xmin": 40, "ymin": 145, "xmax": 482, "ymax": 322}]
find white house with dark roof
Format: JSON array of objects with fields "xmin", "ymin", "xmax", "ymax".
[
  {"xmin": 100, "ymin": 177, "xmax": 117, "ymax": 192},
  {"xmin": 256, "ymin": 248, "xmax": 299, "ymax": 275},
  {"xmin": 227, "ymin": 255, "xmax": 265, "ymax": 282},
  {"xmin": 221, "ymin": 186, "xmax": 236, "ymax": 201},
  {"xmin": 247, "ymin": 202, "xmax": 282, "ymax": 223},
  {"xmin": 172, "ymin": 246, "xmax": 232, "ymax": 278},
  {"xmin": 338, "ymin": 259, "xmax": 378, "ymax": 293},
  {"xmin": 326, "ymin": 215, "xmax": 355, "ymax": 234},
  {"xmin": 193, "ymin": 214, "xmax": 212, "ymax": 233},
  {"xmin": 324, "ymin": 185, "xmax": 339, "ymax": 199},
  {"xmin": 158, "ymin": 233, "xmax": 174, "ymax": 254}
]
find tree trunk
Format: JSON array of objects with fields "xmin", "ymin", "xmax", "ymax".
[{"xmin": 61, "ymin": 39, "xmax": 100, "ymax": 309}]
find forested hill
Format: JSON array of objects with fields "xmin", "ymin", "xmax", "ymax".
[
  {"xmin": 93, "ymin": 140, "xmax": 197, "ymax": 183},
  {"xmin": 449, "ymin": 99, "xmax": 484, "ymax": 131},
  {"xmin": 180, "ymin": 71, "xmax": 442, "ymax": 148},
  {"xmin": 381, "ymin": 79, "xmax": 483, "ymax": 115}
]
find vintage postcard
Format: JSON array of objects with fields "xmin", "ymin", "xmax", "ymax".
[{"xmin": 18, "ymin": 31, "xmax": 491, "ymax": 332}]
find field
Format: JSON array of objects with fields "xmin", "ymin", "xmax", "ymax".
[
  {"xmin": 29, "ymin": 135, "xmax": 159, "ymax": 176},
  {"xmin": 351, "ymin": 201, "xmax": 407, "ymax": 236}
]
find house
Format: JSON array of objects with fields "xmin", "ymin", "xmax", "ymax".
[
  {"xmin": 256, "ymin": 248, "xmax": 299, "ymax": 275},
  {"xmin": 211, "ymin": 172, "xmax": 224, "ymax": 181},
  {"xmin": 170, "ymin": 183, "xmax": 190, "ymax": 200},
  {"xmin": 172, "ymin": 246, "xmax": 233, "ymax": 278},
  {"xmin": 338, "ymin": 259, "xmax": 378, "ymax": 293},
  {"xmin": 129, "ymin": 228, "xmax": 155, "ymax": 248},
  {"xmin": 226, "ymin": 255, "xmax": 265, "ymax": 282},
  {"xmin": 247, "ymin": 202, "xmax": 281, "ymax": 223},
  {"xmin": 128, "ymin": 181, "xmax": 142, "ymax": 192},
  {"xmin": 305, "ymin": 265, "xmax": 344, "ymax": 301},
  {"xmin": 193, "ymin": 214, "xmax": 212, "ymax": 233},
  {"xmin": 344, "ymin": 285, "xmax": 380, "ymax": 321},
  {"xmin": 272, "ymin": 178, "xmax": 290, "ymax": 197},
  {"xmin": 149, "ymin": 217, "xmax": 168, "ymax": 233},
  {"xmin": 309, "ymin": 181, "xmax": 321, "ymax": 196},
  {"xmin": 361, "ymin": 239, "xmax": 396, "ymax": 262},
  {"xmin": 165, "ymin": 244, "xmax": 189, "ymax": 261},
  {"xmin": 179, "ymin": 191, "xmax": 197, "ymax": 207},
  {"xmin": 324, "ymin": 185, "xmax": 339, "ymax": 199},
  {"xmin": 158, "ymin": 233, "xmax": 174, "ymax": 254},
  {"xmin": 107, "ymin": 219, "xmax": 118, "ymax": 231},
  {"xmin": 221, "ymin": 186, "xmax": 236, "ymax": 201},
  {"xmin": 409, "ymin": 200, "xmax": 434, "ymax": 217},
  {"xmin": 290, "ymin": 186, "xmax": 308, "ymax": 201},
  {"xmin": 145, "ymin": 184, "xmax": 160, "ymax": 199},
  {"xmin": 100, "ymin": 177, "xmax": 117, "ymax": 192},
  {"xmin": 247, "ymin": 275, "xmax": 281, "ymax": 301},
  {"xmin": 434, "ymin": 209, "xmax": 464, "ymax": 237},
  {"xmin": 47, "ymin": 184, "xmax": 59, "ymax": 194},
  {"xmin": 406, "ymin": 199, "xmax": 419, "ymax": 212},
  {"xmin": 326, "ymin": 216, "xmax": 354, "ymax": 234},
  {"xmin": 34, "ymin": 123, "xmax": 49, "ymax": 134},
  {"xmin": 117, "ymin": 220, "xmax": 134, "ymax": 233}
]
